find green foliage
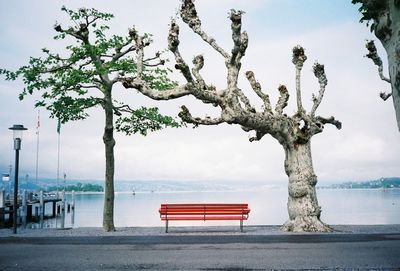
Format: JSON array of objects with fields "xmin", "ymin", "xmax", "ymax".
[
  {"xmin": 47, "ymin": 182, "xmax": 104, "ymax": 192},
  {"xmin": 0, "ymin": 6, "xmax": 179, "ymax": 134},
  {"xmin": 116, "ymin": 107, "xmax": 181, "ymax": 136},
  {"xmin": 352, "ymin": 0, "xmax": 388, "ymax": 32}
]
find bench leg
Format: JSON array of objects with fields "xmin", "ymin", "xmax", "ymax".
[
  {"xmin": 165, "ymin": 220, "xmax": 168, "ymax": 233},
  {"xmin": 240, "ymin": 220, "xmax": 243, "ymax": 232}
]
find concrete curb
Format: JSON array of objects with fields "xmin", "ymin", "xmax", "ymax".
[{"xmin": 1, "ymin": 224, "xmax": 400, "ymax": 237}]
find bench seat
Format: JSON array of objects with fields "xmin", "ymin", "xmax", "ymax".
[{"xmin": 159, "ymin": 203, "xmax": 250, "ymax": 232}]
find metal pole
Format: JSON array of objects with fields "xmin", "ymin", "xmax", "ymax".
[
  {"xmin": 8, "ymin": 165, "xmax": 12, "ymax": 199},
  {"xmin": 22, "ymin": 189, "xmax": 27, "ymax": 228},
  {"xmin": 35, "ymin": 110, "xmax": 40, "ymax": 184},
  {"xmin": 13, "ymin": 145, "xmax": 20, "ymax": 234},
  {"xmin": 56, "ymin": 131, "xmax": 60, "ymax": 197},
  {"xmin": 61, "ymin": 190, "xmax": 65, "ymax": 229},
  {"xmin": 39, "ymin": 190, "xmax": 44, "ymax": 229}
]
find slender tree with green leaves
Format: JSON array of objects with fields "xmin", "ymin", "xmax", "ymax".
[{"xmin": 0, "ymin": 7, "xmax": 180, "ymax": 231}]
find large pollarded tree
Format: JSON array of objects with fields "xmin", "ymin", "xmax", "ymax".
[
  {"xmin": 0, "ymin": 7, "xmax": 179, "ymax": 231},
  {"xmin": 122, "ymin": 0, "xmax": 341, "ymax": 232},
  {"xmin": 353, "ymin": 0, "xmax": 400, "ymax": 131}
]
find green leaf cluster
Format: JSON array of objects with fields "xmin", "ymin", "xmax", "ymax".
[
  {"xmin": 351, "ymin": 0, "xmax": 388, "ymax": 32},
  {"xmin": 116, "ymin": 107, "xmax": 181, "ymax": 136}
]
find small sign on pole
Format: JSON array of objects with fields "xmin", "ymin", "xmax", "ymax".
[{"xmin": 2, "ymin": 174, "xmax": 10, "ymax": 182}]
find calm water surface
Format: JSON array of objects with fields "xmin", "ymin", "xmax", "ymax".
[{"xmin": 44, "ymin": 188, "xmax": 400, "ymax": 228}]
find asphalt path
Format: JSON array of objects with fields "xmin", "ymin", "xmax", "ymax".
[{"xmin": 1, "ymin": 233, "xmax": 399, "ymax": 270}]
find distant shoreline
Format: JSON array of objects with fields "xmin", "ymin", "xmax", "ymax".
[{"xmin": 50, "ymin": 187, "xmax": 400, "ymax": 194}]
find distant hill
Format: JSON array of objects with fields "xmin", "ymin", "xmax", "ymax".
[
  {"xmin": 325, "ymin": 177, "xmax": 400, "ymax": 189},
  {"xmin": 2, "ymin": 178, "xmax": 280, "ymax": 193},
  {"xmin": 4, "ymin": 177, "xmax": 398, "ymax": 193}
]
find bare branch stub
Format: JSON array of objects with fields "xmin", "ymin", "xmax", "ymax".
[
  {"xmin": 365, "ymin": 40, "xmax": 391, "ymax": 84},
  {"xmin": 168, "ymin": 20, "xmax": 194, "ymax": 83},
  {"xmin": 192, "ymin": 55, "xmax": 206, "ymax": 89},
  {"xmin": 180, "ymin": 0, "xmax": 201, "ymax": 29},
  {"xmin": 316, "ymin": 116, "xmax": 342, "ymax": 130},
  {"xmin": 364, "ymin": 40, "xmax": 394, "ymax": 104},
  {"xmin": 292, "ymin": 46, "xmax": 307, "ymax": 114},
  {"xmin": 275, "ymin": 85, "xmax": 289, "ymax": 115},
  {"xmin": 380, "ymin": 92, "xmax": 392, "ymax": 101},
  {"xmin": 229, "ymin": 9, "xmax": 247, "ymax": 64},
  {"xmin": 245, "ymin": 71, "xmax": 272, "ymax": 114},
  {"xmin": 310, "ymin": 63, "xmax": 327, "ymax": 117},
  {"xmin": 180, "ymin": 0, "xmax": 229, "ymax": 59},
  {"xmin": 178, "ymin": 105, "xmax": 224, "ymax": 127}
]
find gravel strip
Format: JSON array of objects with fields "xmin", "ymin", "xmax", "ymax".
[{"xmin": 1, "ymin": 224, "xmax": 399, "ymax": 237}]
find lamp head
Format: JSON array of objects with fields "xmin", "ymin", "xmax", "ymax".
[
  {"xmin": 9, "ymin": 124, "xmax": 28, "ymax": 150},
  {"xmin": 9, "ymin": 124, "xmax": 28, "ymax": 140}
]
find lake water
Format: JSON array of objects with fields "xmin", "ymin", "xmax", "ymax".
[{"xmin": 41, "ymin": 188, "xmax": 400, "ymax": 228}]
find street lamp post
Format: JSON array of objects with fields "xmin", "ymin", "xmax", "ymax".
[{"xmin": 9, "ymin": 124, "xmax": 27, "ymax": 234}]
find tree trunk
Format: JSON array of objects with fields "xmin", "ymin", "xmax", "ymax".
[
  {"xmin": 376, "ymin": 0, "xmax": 400, "ymax": 131},
  {"xmin": 382, "ymin": 26, "xmax": 400, "ymax": 131},
  {"xmin": 281, "ymin": 141, "xmax": 333, "ymax": 232},
  {"xmin": 387, "ymin": 46, "xmax": 400, "ymax": 131},
  {"xmin": 103, "ymin": 91, "xmax": 116, "ymax": 232}
]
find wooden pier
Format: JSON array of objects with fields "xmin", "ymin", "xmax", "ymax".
[{"xmin": 0, "ymin": 189, "xmax": 64, "ymax": 228}]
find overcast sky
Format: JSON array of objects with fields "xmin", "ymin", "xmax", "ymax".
[{"xmin": 0, "ymin": 0, "xmax": 399, "ymax": 185}]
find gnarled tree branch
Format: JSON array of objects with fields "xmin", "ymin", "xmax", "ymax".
[
  {"xmin": 275, "ymin": 85, "xmax": 289, "ymax": 115},
  {"xmin": 178, "ymin": 105, "xmax": 224, "ymax": 126},
  {"xmin": 292, "ymin": 46, "xmax": 307, "ymax": 114},
  {"xmin": 316, "ymin": 116, "xmax": 342, "ymax": 130},
  {"xmin": 365, "ymin": 40, "xmax": 391, "ymax": 83},
  {"xmin": 180, "ymin": 0, "xmax": 229, "ymax": 59},
  {"xmin": 168, "ymin": 20, "xmax": 194, "ymax": 83},
  {"xmin": 245, "ymin": 70, "xmax": 272, "ymax": 114},
  {"xmin": 311, "ymin": 63, "xmax": 327, "ymax": 117}
]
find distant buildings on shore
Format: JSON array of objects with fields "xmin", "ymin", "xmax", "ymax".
[{"xmin": 323, "ymin": 177, "xmax": 400, "ymax": 189}]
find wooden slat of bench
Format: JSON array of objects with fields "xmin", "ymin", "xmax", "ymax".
[
  {"xmin": 160, "ymin": 204, "xmax": 249, "ymax": 209},
  {"xmin": 159, "ymin": 204, "xmax": 250, "ymax": 214},
  {"xmin": 159, "ymin": 209, "xmax": 250, "ymax": 213},
  {"xmin": 160, "ymin": 206, "xmax": 249, "ymax": 210},
  {"xmin": 160, "ymin": 203, "xmax": 248, "ymax": 207},
  {"xmin": 161, "ymin": 216, "xmax": 249, "ymax": 221}
]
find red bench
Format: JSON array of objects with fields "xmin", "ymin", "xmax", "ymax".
[{"xmin": 159, "ymin": 203, "xmax": 250, "ymax": 233}]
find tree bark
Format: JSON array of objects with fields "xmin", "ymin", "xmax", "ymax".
[
  {"xmin": 386, "ymin": 51, "xmax": 400, "ymax": 130},
  {"xmin": 102, "ymin": 89, "xmax": 116, "ymax": 232},
  {"xmin": 281, "ymin": 141, "xmax": 333, "ymax": 232},
  {"xmin": 376, "ymin": 0, "xmax": 400, "ymax": 131},
  {"xmin": 362, "ymin": 0, "xmax": 400, "ymax": 130},
  {"xmin": 381, "ymin": 1, "xmax": 400, "ymax": 130}
]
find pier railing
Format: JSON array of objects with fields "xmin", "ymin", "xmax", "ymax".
[{"xmin": 0, "ymin": 189, "xmax": 75, "ymax": 230}]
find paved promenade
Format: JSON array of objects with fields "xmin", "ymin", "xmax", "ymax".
[{"xmin": 0, "ymin": 225, "xmax": 399, "ymax": 270}]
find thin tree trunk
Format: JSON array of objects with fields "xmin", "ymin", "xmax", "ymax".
[
  {"xmin": 103, "ymin": 91, "xmax": 115, "ymax": 232},
  {"xmin": 281, "ymin": 141, "xmax": 332, "ymax": 232}
]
